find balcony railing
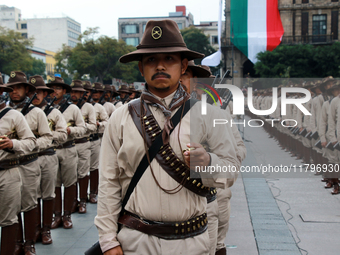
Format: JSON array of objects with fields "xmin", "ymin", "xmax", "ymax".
[{"xmin": 281, "ymin": 34, "xmax": 335, "ymax": 45}]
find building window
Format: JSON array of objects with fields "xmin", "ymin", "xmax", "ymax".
[
  {"xmin": 67, "ymin": 21, "xmax": 81, "ymax": 33},
  {"xmin": 68, "ymin": 40, "xmax": 77, "ymax": 48},
  {"xmin": 177, "ymin": 23, "xmax": 183, "ymax": 30},
  {"xmin": 21, "ymin": 33, "xmax": 27, "ymax": 39},
  {"xmin": 21, "ymin": 23, "xmax": 27, "ymax": 29},
  {"xmin": 331, "ymin": 0, "xmax": 338, "ymax": 2},
  {"xmin": 68, "ymin": 30, "xmax": 79, "ymax": 40},
  {"xmin": 121, "ymin": 24, "xmax": 139, "ymax": 34},
  {"xmin": 313, "ymin": 14, "xmax": 327, "ymax": 42},
  {"xmin": 123, "ymin": 37, "xmax": 139, "ymax": 47},
  {"xmin": 302, "ymin": 0, "xmax": 308, "ymax": 3},
  {"xmin": 212, "ymin": 36, "xmax": 218, "ymax": 44},
  {"xmin": 143, "ymin": 24, "xmax": 146, "ymax": 33}
]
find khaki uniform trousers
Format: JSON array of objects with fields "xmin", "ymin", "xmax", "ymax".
[
  {"xmin": 117, "ymin": 225, "xmax": 210, "ymax": 255},
  {"xmin": 18, "ymin": 159, "xmax": 40, "ymax": 212},
  {"xmin": 207, "ymin": 199, "xmax": 218, "ymax": 255},
  {"xmin": 56, "ymin": 146, "xmax": 78, "ymax": 188},
  {"xmin": 90, "ymin": 138, "xmax": 101, "ymax": 172},
  {"xmin": 216, "ymin": 188, "xmax": 231, "ymax": 251},
  {"xmin": 323, "ymin": 148, "xmax": 340, "ymax": 179},
  {"xmin": 312, "ymin": 138, "xmax": 322, "ymax": 154},
  {"xmin": 0, "ymin": 167, "xmax": 22, "ymax": 227},
  {"xmin": 38, "ymin": 153, "xmax": 58, "ymax": 200},
  {"xmin": 76, "ymin": 141, "xmax": 91, "ymax": 178},
  {"xmin": 302, "ymin": 136, "xmax": 312, "ymax": 148}
]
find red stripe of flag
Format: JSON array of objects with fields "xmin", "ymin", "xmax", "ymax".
[{"xmin": 266, "ymin": 0, "xmax": 284, "ymax": 51}]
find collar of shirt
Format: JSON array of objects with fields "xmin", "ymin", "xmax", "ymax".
[{"xmin": 153, "ymin": 90, "xmax": 177, "ymax": 109}]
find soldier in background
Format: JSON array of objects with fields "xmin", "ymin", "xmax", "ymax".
[
  {"xmin": 29, "ymin": 76, "xmax": 68, "ymax": 244},
  {"xmin": 47, "ymin": 77, "xmax": 86, "ymax": 230},
  {"xmin": 84, "ymin": 82, "xmax": 109, "ymax": 203},
  {"xmin": 0, "ymin": 79, "xmax": 36, "ymax": 254},
  {"xmin": 110, "ymin": 86, "xmax": 120, "ymax": 106},
  {"xmin": 115, "ymin": 84, "xmax": 132, "ymax": 108},
  {"xmin": 70, "ymin": 80, "xmax": 96, "ymax": 214},
  {"xmin": 7, "ymin": 71, "xmax": 53, "ymax": 255},
  {"xmin": 103, "ymin": 84, "xmax": 117, "ymax": 117},
  {"xmin": 128, "ymin": 85, "xmax": 139, "ymax": 100}
]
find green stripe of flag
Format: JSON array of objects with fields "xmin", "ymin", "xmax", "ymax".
[{"xmin": 230, "ymin": 0, "xmax": 248, "ymax": 58}]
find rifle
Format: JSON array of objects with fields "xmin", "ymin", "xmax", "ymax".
[
  {"xmin": 76, "ymin": 91, "xmax": 87, "ymax": 108},
  {"xmin": 98, "ymin": 91, "xmax": 108, "ymax": 105},
  {"xmin": 87, "ymin": 90, "xmax": 94, "ymax": 103},
  {"xmin": 333, "ymin": 142, "xmax": 340, "ymax": 151},
  {"xmin": 326, "ymin": 141, "xmax": 335, "ymax": 151},
  {"xmin": 21, "ymin": 93, "xmax": 37, "ymax": 116},
  {"xmin": 315, "ymin": 140, "xmax": 322, "ymax": 150},
  {"xmin": 44, "ymin": 97, "xmax": 57, "ymax": 115},
  {"xmin": 299, "ymin": 128, "xmax": 307, "ymax": 137}
]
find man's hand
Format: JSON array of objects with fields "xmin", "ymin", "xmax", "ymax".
[
  {"xmin": 321, "ymin": 142, "xmax": 327, "ymax": 148},
  {"xmin": 104, "ymin": 246, "xmax": 123, "ymax": 255},
  {"xmin": 183, "ymin": 142, "xmax": 211, "ymax": 171},
  {"xmin": 0, "ymin": 136, "xmax": 13, "ymax": 150},
  {"xmin": 97, "ymin": 121, "xmax": 100, "ymax": 127},
  {"xmin": 67, "ymin": 127, "xmax": 71, "ymax": 135}
]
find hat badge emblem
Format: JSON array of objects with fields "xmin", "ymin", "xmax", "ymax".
[
  {"xmin": 151, "ymin": 26, "xmax": 162, "ymax": 40},
  {"xmin": 51, "ymin": 77, "xmax": 55, "ymax": 82},
  {"xmin": 31, "ymin": 78, "xmax": 36, "ymax": 84},
  {"xmin": 102, "ymin": 85, "xmax": 105, "ymax": 89},
  {"xmin": 10, "ymin": 71, "xmax": 16, "ymax": 78},
  {"xmin": 92, "ymin": 84, "xmax": 95, "ymax": 88},
  {"xmin": 83, "ymin": 82, "xmax": 86, "ymax": 86}
]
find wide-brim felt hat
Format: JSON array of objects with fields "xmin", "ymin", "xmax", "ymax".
[
  {"xmin": 93, "ymin": 82, "xmax": 105, "ymax": 92},
  {"xmin": 128, "ymin": 85, "xmax": 138, "ymax": 93},
  {"xmin": 6, "ymin": 71, "xmax": 36, "ymax": 92},
  {"xmin": 111, "ymin": 86, "xmax": 119, "ymax": 97},
  {"xmin": 187, "ymin": 60, "xmax": 211, "ymax": 78},
  {"xmin": 70, "ymin": 80, "xmax": 86, "ymax": 92},
  {"xmin": 119, "ymin": 19, "xmax": 204, "ymax": 63},
  {"xmin": 82, "ymin": 81, "xmax": 93, "ymax": 90},
  {"xmin": 0, "ymin": 72, "xmax": 12, "ymax": 92},
  {"xmin": 118, "ymin": 84, "xmax": 132, "ymax": 94},
  {"xmin": 29, "ymin": 75, "xmax": 54, "ymax": 94},
  {"xmin": 47, "ymin": 76, "xmax": 72, "ymax": 93},
  {"xmin": 321, "ymin": 76, "xmax": 335, "ymax": 86}
]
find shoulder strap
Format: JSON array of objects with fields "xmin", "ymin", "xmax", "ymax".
[
  {"xmin": 0, "ymin": 108, "xmax": 12, "ymax": 119},
  {"xmin": 59, "ymin": 102, "xmax": 71, "ymax": 113},
  {"xmin": 44, "ymin": 107, "xmax": 54, "ymax": 116},
  {"xmin": 24, "ymin": 106, "xmax": 35, "ymax": 116},
  {"xmin": 122, "ymin": 98, "xmax": 197, "ymax": 211}
]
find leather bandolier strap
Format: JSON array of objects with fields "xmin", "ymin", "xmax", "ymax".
[{"xmin": 128, "ymin": 99, "xmax": 211, "ymax": 197}]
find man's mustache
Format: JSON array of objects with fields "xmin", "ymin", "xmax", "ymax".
[{"xmin": 151, "ymin": 72, "xmax": 171, "ymax": 80}]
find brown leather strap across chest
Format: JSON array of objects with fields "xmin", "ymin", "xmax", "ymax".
[{"xmin": 128, "ymin": 99, "xmax": 211, "ymax": 197}]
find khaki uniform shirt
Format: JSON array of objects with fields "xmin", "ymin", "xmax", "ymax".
[
  {"xmin": 55, "ymin": 103, "xmax": 86, "ymax": 141},
  {"xmin": 103, "ymin": 102, "xmax": 116, "ymax": 118},
  {"xmin": 318, "ymin": 100, "xmax": 330, "ymax": 143},
  {"xmin": 310, "ymin": 94, "xmax": 325, "ymax": 133},
  {"xmin": 41, "ymin": 106, "xmax": 68, "ymax": 146},
  {"xmin": 79, "ymin": 102, "xmax": 97, "ymax": 137},
  {"xmin": 93, "ymin": 103, "xmax": 109, "ymax": 134},
  {"xmin": 95, "ymin": 92, "xmax": 240, "ymax": 252},
  {"xmin": 0, "ymin": 107, "xmax": 36, "ymax": 160},
  {"xmin": 15, "ymin": 106, "xmax": 53, "ymax": 152},
  {"xmin": 327, "ymin": 97, "xmax": 339, "ymax": 143}
]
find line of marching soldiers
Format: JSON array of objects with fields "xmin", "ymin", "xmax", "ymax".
[
  {"xmin": 246, "ymin": 76, "xmax": 340, "ymax": 194},
  {"xmin": 0, "ymin": 71, "xmax": 140, "ymax": 255}
]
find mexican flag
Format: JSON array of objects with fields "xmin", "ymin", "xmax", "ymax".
[{"xmin": 230, "ymin": 0, "xmax": 284, "ymax": 63}]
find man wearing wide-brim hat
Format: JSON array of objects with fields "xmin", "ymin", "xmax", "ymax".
[
  {"xmin": 29, "ymin": 75, "xmax": 68, "ymax": 244},
  {"xmin": 95, "ymin": 19, "xmax": 240, "ymax": 255},
  {"xmin": 0, "ymin": 72, "xmax": 37, "ymax": 255},
  {"xmin": 47, "ymin": 77, "xmax": 86, "ymax": 230},
  {"xmin": 128, "ymin": 84, "xmax": 139, "ymax": 100},
  {"xmin": 102, "ymin": 84, "xmax": 117, "ymax": 117},
  {"xmin": 85, "ymin": 82, "xmax": 109, "ymax": 204},
  {"xmin": 7, "ymin": 71, "xmax": 53, "ymax": 255},
  {"xmin": 115, "ymin": 84, "xmax": 131, "ymax": 108},
  {"xmin": 69, "ymin": 80, "xmax": 97, "ymax": 214}
]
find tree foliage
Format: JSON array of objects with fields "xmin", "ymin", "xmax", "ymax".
[
  {"xmin": 254, "ymin": 43, "xmax": 340, "ymax": 78},
  {"xmin": 26, "ymin": 58, "xmax": 46, "ymax": 79},
  {"xmin": 181, "ymin": 26, "xmax": 221, "ymax": 74},
  {"xmin": 0, "ymin": 26, "xmax": 35, "ymax": 75},
  {"xmin": 55, "ymin": 28, "xmax": 143, "ymax": 83}
]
